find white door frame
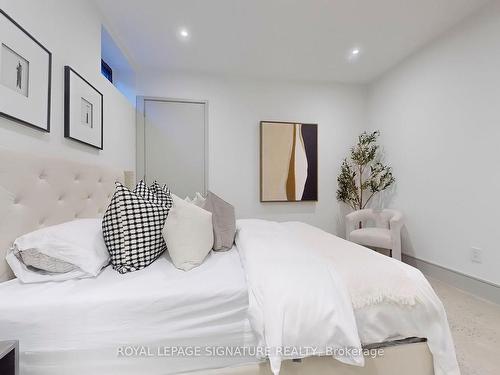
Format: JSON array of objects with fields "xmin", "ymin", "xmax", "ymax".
[{"xmin": 136, "ymin": 96, "xmax": 209, "ymax": 194}]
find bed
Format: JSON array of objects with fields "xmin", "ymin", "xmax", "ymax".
[{"xmin": 0, "ymin": 149, "xmax": 459, "ymax": 375}]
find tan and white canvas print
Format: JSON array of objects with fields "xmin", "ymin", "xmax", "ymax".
[{"xmin": 260, "ymin": 121, "xmax": 318, "ymax": 202}]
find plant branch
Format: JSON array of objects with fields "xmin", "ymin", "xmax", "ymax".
[{"xmin": 362, "ymin": 192, "xmax": 376, "ymax": 209}]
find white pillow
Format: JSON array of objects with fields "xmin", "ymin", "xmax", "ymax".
[
  {"xmin": 185, "ymin": 192, "xmax": 205, "ymax": 207},
  {"xmin": 163, "ymin": 194, "xmax": 213, "ymax": 271},
  {"xmin": 6, "ymin": 219, "xmax": 110, "ymax": 283},
  {"xmin": 192, "ymin": 192, "xmax": 206, "ymax": 207}
]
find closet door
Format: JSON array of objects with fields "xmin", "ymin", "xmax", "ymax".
[{"xmin": 140, "ymin": 98, "xmax": 207, "ymax": 198}]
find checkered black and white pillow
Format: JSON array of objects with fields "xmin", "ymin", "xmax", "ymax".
[
  {"xmin": 152, "ymin": 181, "xmax": 172, "ymax": 200},
  {"xmin": 102, "ymin": 182, "xmax": 171, "ymax": 274},
  {"xmin": 134, "ymin": 180, "xmax": 173, "ymax": 209}
]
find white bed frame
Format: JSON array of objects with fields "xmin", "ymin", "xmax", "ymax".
[{"xmin": 0, "ymin": 149, "xmax": 434, "ymax": 375}]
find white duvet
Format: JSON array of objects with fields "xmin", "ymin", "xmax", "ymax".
[{"xmin": 236, "ymin": 219, "xmax": 460, "ymax": 375}]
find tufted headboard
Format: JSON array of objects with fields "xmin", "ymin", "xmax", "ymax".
[{"xmin": 0, "ymin": 149, "xmax": 126, "ymax": 282}]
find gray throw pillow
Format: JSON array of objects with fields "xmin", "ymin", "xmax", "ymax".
[{"xmin": 201, "ymin": 191, "xmax": 236, "ymax": 251}]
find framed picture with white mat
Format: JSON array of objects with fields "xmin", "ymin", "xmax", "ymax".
[
  {"xmin": 0, "ymin": 9, "xmax": 52, "ymax": 132},
  {"xmin": 64, "ymin": 65, "xmax": 103, "ymax": 150}
]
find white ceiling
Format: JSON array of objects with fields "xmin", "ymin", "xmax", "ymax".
[{"xmin": 95, "ymin": 0, "xmax": 491, "ymax": 83}]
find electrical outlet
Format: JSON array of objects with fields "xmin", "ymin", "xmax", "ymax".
[{"xmin": 471, "ymin": 247, "xmax": 482, "ymax": 263}]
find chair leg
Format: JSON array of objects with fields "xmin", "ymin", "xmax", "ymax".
[{"xmin": 391, "ymin": 246, "xmax": 401, "ymax": 261}]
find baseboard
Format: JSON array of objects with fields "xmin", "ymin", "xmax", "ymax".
[{"xmin": 402, "ymin": 254, "xmax": 500, "ymax": 305}]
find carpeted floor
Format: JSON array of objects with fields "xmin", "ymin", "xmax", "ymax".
[{"xmin": 428, "ymin": 277, "xmax": 500, "ymax": 375}]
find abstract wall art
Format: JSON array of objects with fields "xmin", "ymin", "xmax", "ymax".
[{"xmin": 260, "ymin": 121, "xmax": 318, "ymax": 202}]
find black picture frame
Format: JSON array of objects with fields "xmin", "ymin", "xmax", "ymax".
[
  {"xmin": 64, "ymin": 66, "xmax": 104, "ymax": 150},
  {"xmin": 0, "ymin": 9, "xmax": 52, "ymax": 132}
]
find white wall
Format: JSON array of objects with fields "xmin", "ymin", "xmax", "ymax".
[
  {"xmin": 368, "ymin": 2, "xmax": 500, "ymax": 285},
  {"xmin": 137, "ymin": 72, "xmax": 366, "ymax": 234},
  {"xmin": 0, "ymin": 0, "xmax": 135, "ymax": 172},
  {"xmin": 5, "ymin": 0, "xmax": 495, "ymax": 287}
]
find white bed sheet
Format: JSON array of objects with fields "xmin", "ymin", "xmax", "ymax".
[{"xmin": 0, "ymin": 247, "xmax": 259, "ymax": 375}]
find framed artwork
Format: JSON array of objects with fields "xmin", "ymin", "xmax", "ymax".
[
  {"xmin": 64, "ymin": 66, "xmax": 103, "ymax": 149},
  {"xmin": 0, "ymin": 9, "xmax": 52, "ymax": 132},
  {"xmin": 260, "ymin": 121, "xmax": 318, "ymax": 202}
]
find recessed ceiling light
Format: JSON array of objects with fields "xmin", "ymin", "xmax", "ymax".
[
  {"xmin": 347, "ymin": 47, "xmax": 362, "ymax": 62},
  {"xmin": 178, "ymin": 28, "xmax": 190, "ymax": 39}
]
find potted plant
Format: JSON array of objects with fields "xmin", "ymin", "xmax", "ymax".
[{"xmin": 336, "ymin": 131, "xmax": 395, "ymax": 219}]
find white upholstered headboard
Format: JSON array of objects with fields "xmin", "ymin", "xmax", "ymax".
[{"xmin": 0, "ymin": 149, "xmax": 126, "ymax": 282}]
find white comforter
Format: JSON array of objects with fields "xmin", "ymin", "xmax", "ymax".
[{"xmin": 236, "ymin": 219, "xmax": 460, "ymax": 375}]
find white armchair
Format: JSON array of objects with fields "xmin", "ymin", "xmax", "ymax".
[{"xmin": 345, "ymin": 209, "xmax": 404, "ymax": 260}]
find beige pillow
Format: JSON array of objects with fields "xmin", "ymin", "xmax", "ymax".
[
  {"xmin": 202, "ymin": 192, "xmax": 236, "ymax": 251},
  {"xmin": 163, "ymin": 194, "xmax": 213, "ymax": 271}
]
